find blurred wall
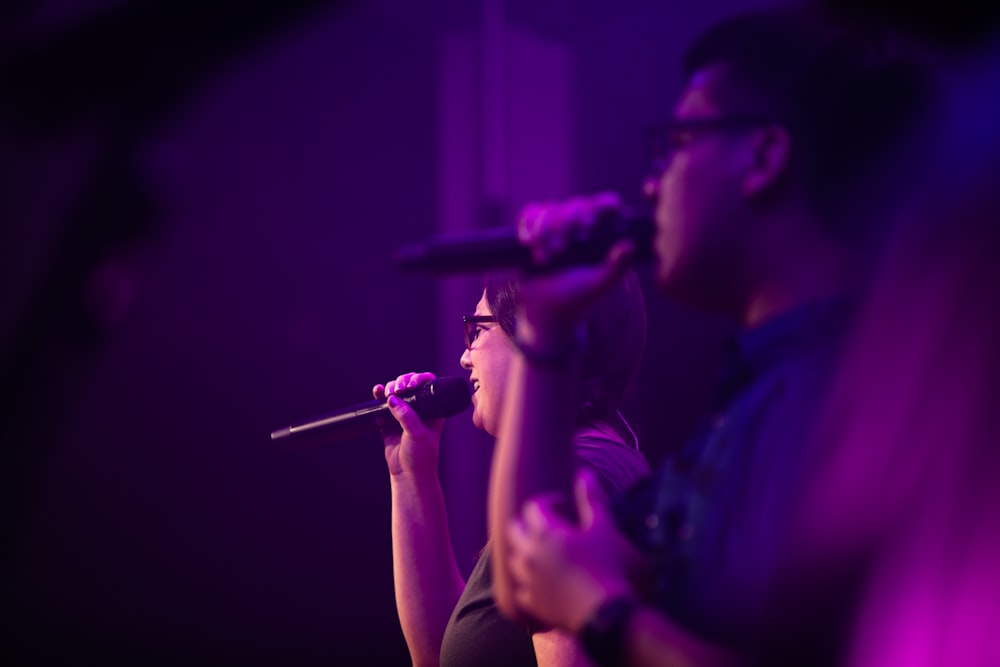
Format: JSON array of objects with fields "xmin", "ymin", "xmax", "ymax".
[{"xmin": 1, "ymin": 0, "xmax": 776, "ymax": 664}]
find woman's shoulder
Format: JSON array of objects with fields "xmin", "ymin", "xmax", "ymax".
[{"xmin": 571, "ymin": 420, "xmax": 652, "ymax": 499}]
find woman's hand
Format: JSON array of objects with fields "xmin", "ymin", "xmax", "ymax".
[{"xmin": 373, "ymin": 371, "xmax": 445, "ymax": 478}]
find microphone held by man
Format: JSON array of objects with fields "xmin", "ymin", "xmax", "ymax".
[{"xmin": 392, "ymin": 209, "xmax": 655, "ymax": 275}]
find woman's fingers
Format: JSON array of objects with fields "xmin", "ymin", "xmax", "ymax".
[{"xmin": 382, "ymin": 371, "xmax": 438, "ymax": 397}]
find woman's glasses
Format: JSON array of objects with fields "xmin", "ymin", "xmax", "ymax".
[{"xmin": 463, "ymin": 315, "xmax": 498, "ymax": 349}]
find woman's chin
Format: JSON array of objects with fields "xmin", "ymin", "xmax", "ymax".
[{"xmin": 472, "ymin": 411, "xmax": 498, "ymax": 437}]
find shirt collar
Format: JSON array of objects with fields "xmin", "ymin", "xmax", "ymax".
[{"xmin": 716, "ymin": 296, "xmax": 855, "ymax": 402}]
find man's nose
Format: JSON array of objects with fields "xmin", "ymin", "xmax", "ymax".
[{"xmin": 642, "ymin": 174, "xmax": 661, "ymax": 201}]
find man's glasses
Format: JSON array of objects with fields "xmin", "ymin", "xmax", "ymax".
[
  {"xmin": 645, "ymin": 114, "xmax": 773, "ymax": 183},
  {"xmin": 463, "ymin": 315, "xmax": 498, "ymax": 349}
]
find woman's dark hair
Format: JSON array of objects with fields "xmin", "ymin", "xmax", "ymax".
[{"xmin": 483, "ymin": 270, "xmax": 647, "ymax": 428}]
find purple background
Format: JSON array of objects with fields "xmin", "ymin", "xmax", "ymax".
[{"xmin": 1, "ymin": 0, "xmax": 776, "ymax": 663}]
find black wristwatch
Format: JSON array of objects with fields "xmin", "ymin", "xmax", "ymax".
[{"xmin": 578, "ymin": 596, "xmax": 640, "ymax": 667}]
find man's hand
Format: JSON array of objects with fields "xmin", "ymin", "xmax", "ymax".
[
  {"xmin": 515, "ymin": 193, "xmax": 638, "ymax": 347},
  {"xmin": 504, "ymin": 469, "xmax": 649, "ymax": 633}
]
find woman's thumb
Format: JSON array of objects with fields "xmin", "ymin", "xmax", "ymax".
[{"xmin": 387, "ymin": 394, "xmax": 420, "ymax": 431}]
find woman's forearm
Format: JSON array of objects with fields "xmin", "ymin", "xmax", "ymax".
[{"xmin": 390, "ymin": 472, "xmax": 466, "ymax": 666}]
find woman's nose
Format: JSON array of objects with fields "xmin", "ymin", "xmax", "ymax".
[{"xmin": 459, "ymin": 347, "xmax": 472, "ymax": 370}]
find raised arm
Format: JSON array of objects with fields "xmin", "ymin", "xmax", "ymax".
[
  {"xmin": 376, "ymin": 372, "xmax": 466, "ymax": 667},
  {"xmin": 487, "ymin": 194, "xmax": 636, "ymax": 620}
]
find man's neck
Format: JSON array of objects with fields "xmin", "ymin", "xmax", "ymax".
[{"xmin": 742, "ymin": 244, "xmax": 857, "ymax": 328}]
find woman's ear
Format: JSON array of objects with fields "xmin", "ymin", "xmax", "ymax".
[{"xmin": 742, "ymin": 124, "xmax": 792, "ymax": 199}]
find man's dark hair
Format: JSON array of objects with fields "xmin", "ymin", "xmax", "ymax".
[{"xmin": 682, "ymin": 7, "xmax": 936, "ymax": 240}]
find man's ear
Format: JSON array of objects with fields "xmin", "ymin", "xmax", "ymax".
[{"xmin": 742, "ymin": 125, "xmax": 791, "ymax": 198}]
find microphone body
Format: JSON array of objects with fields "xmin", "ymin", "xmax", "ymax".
[
  {"xmin": 270, "ymin": 376, "xmax": 471, "ymax": 442},
  {"xmin": 392, "ymin": 213, "xmax": 655, "ymax": 274}
]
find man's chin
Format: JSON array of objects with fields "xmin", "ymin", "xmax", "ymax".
[{"xmin": 656, "ymin": 260, "xmax": 683, "ymax": 295}]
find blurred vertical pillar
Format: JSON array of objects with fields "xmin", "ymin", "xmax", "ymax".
[{"xmin": 435, "ymin": 0, "xmax": 573, "ymax": 574}]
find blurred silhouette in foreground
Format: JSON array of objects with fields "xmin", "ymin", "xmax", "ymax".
[{"xmin": 786, "ymin": 2, "xmax": 1000, "ymax": 664}]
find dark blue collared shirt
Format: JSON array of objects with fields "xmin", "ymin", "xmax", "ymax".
[{"xmin": 614, "ymin": 298, "xmax": 855, "ymax": 653}]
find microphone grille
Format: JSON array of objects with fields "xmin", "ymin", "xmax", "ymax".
[{"xmin": 413, "ymin": 376, "xmax": 472, "ymax": 419}]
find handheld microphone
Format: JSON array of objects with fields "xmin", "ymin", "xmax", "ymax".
[
  {"xmin": 392, "ymin": 213, "xmax": 655, "ymax": 274},
  {"xmin": 270, "ymin": 376, "xmax": 471, "ymax": 442}
]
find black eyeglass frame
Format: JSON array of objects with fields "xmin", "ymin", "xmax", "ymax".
[
  {"xmin": 645, "ymin": 114, "xmax": 775, "ymax": 181},
  {"xmin": 462, "ymin": 315, "xmax": 499, "ymax": 350}
]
